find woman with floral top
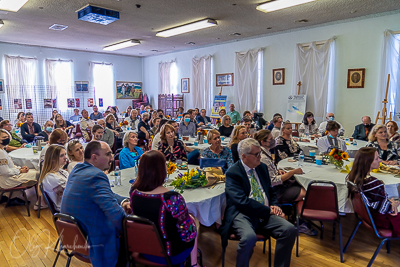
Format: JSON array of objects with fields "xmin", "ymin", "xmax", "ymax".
[
  {"xmin": 201, "ymin": 130, "xmax": 233, "ymax": 171},
  {"xmin": 366, "ymin": 124, "xmax": 399, "ymax": 165},
  {"xmin": 158, "ymin": 124, "xmax": 188, "ymax": 162},
  {"xmin": 298, "ymin": 111, "xmax": 319, "ymax": 138},
  {"xmin": 274, "ymin": 121, "xmax": 302, "ymax": 164},
  {"xmin": 129, "ymin": 150, "xmax": 199, "ymax": 266}
]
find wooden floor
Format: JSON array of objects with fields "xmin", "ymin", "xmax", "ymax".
[{"xmin": 1, "ymin": 191, "xmax": 399, "ymax": 267}]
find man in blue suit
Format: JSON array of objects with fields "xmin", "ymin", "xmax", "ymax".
[
  {"xmin": 352, "ymin": 116, "xmax": 374, "ymax": 141},
  {"xmin": 219, "ymin": 138, "xmax": 296, "ymax": 267},
  {"xmin": 61, "ymin": 141, "xmax": 131, "ymax": 267},
  {"xmin": 196, "ymin": 109, "xmax": 211, "ymax": 126}
]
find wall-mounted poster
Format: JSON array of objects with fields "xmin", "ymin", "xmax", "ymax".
[
  {"xmin": 52, "ymin": 99, "xmax": 57, "ymax": 109},
  {"xmin": 75, "ymin": 98, "xmax": 80, "ymax": 107},
  {"xmin": 75, "ymin": 81, "xmax": 89, "ymax": 93},
  {"xmin": 87, "ymin": 98, "xmax": 94, "ymax": 107},
  {"xmin": 14, "ymin": 99, "xmax": 22, "ymax": 109},
  {"xmin": 210, "ymin": 95, "xmax": 227, "ymax": 119},
  {"xmin": 25, "ymin": 99, "xmax": 32, "ymax": 109},
  {"xmin": 44, "ymin": 99, "xmax": 52, "ymax": 108},
  {"xmin": 99, "ymin": 98, "xmax": 103, "ymax": 107},
  {"xmin": 0, "ymin": 79, "xmax": 4, "ymax": 93},
  {"xmin": 116, "ymin": 81, "xmax": 142, "ymax": 99},
  {"xmin": 67, "ymin": 98, "xmax": 75, "ymax": 108},
  {"xmin": 0, "ymin": 99, "xmax": 2, "ymax": 110}
]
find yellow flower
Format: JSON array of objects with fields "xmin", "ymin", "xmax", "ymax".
[
  {"xmin": 329, "ymin": 148, "xmax": 335, "ymax": 156},
  {"xmin": 167, "ymin": 163, "xmax": 177, "ymax": 175},
  {"xmin": 341, "ymin": 152, "xmax": 349, "ymax": 160}
]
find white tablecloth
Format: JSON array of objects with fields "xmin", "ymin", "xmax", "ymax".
[
  {"xmin": 9, "ymin": 148, "xmax": 41, "ymax": 170},
  {"xmin": 183, "ymin": 137, "xmax": 230, "ymax": 152},
  {"xmin": 277, "ymin": 158, "xmax": 400, "ymax": 213},
  {"xmin": 297, "ymin": 139, "xmax": 368, "ymax": 158},
  {"xmin": 108, "ymin": 166, "xmax": 226, "ymax": 226}
]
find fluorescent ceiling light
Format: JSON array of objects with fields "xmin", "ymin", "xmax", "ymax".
[
  {"xmin": 257, "ymin": 0, "xmax": 316, "ymax": 13},
  {"xmin": 0, "ymin": 0, "xmax": 29, "ymax": 12},
  {"xmin": 103, "ymin": 39, "xmax": 141, "ymax": 51},
  {"xmin": 0, "ymin": 20, "xmax": 3, "ymax": 29},
  {"xmin": 156, "ymin": 19, "xmax": 217, "ymax": 38}
]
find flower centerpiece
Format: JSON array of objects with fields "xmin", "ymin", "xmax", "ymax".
[
  {"xmin": 166, "ymin": 115, "xmax": 171, "ymax": 119},
  {"xmin": 17, "ymin": 122, "xmax": 23, "ymax": 128},
  {"xmin": 216, "ymin": 118, "xmax": 221, "ymax": 127},
  {"xmin": 170, "ymin": 168, "xmax": 208, "ymax": 193},
  {"xmin": 167, "ymin": 161, "xmax": 177, "ymax": 178},
  {"xmin": 327, "ymin": 148, "xmax": 349, "ymax": 169}
]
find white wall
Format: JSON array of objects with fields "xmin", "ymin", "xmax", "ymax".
[
  {"xmin": 143, "ymin": 12, "xmax": 400, "ymax": 135},
  {"xmin": 0, "ymin": 42, "xmax": 142, "ymax": 116}
]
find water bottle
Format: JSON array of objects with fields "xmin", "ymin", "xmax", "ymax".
[
  {"xmin": 114, "ymin": 166, "xmax": 121, "ymax": 186},
  {"xmin": 353, "ymin": 140, "xmax": 357, "ymax": 146},
  {"xmin": 298, "ymin": 151, "xmax": 304, "ymax": 167}
]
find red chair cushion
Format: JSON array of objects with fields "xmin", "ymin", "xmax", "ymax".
[
  {"xmin": 132, "ymin": 252, "xmax": 168, "ymax": 266},
  {"xmin": 302, "ymin": 209, "xmax": 338, "ymax": 221},
  {"xmin": 360, "ymin": 221, "xmax": 393, "ymax": 237}
]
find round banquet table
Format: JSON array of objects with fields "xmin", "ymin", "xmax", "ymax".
[
  {"xmin": 182, "ymin": 137, "xmax": 230, "ymax": 152},
  {"xmin": 297, "ymin": 139, "xmax": 368, "ymax": 158},
  {"xmin": 108, "ymin": 165, "xmax": 226, "ymax": 226},
  {"xmin": 277, "ymin": 158, "xmax": 400, "ymax": 213},
  {"xmin": 9, "ymin": 147, "xmax": 41, "ymax": 170}
]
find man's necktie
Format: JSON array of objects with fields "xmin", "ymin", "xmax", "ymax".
[{"xmin": 249, "ymin": 169, "xmax": 265, "ymax": 205}]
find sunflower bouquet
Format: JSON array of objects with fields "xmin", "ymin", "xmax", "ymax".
[
  {"xmin": 327, "ymin": 148, "xmax": 349, "ymax": 169},
  {"xmin": 167, "ymin": 161, "xmax": 177, "ymax": 178},
  {"xmin": 169, "ymin": 168, "xmax": 208, "ymax": 193},
  {"xmin": 196, "ymin": 129, "xmax": 208, "ymax": 135}
]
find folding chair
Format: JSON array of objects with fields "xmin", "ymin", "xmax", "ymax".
[
  {"xmin": 343, "ymin": 182, "xmax": 400, "ymax": 267},
  {"xmin": 296, "ymin": 181, "xmax": 343, "ymax": 262},
  {"xmin": 0, "ymin": 181, "xmax": 38, "ymax": 217}
]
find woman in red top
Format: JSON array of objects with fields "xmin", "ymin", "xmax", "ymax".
[{"xmin": 347, "ymin": 147, "xmax": 400, "ymax": 236}]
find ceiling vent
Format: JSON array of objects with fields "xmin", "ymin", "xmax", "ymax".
[
  {"xmin": 77, "ymin": 5, "xmax": 119, "ymax": 25},
  {"xmin": 49, "ymin": 24, "xmax": 68, "ymax": 31}
]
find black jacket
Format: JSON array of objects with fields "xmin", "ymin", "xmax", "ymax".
[
  {"xmin": 21, "ymin": 122, "xmax": 42, "ymax": 143},
  {"xmin": 352, "ymin": 123, "xmax": 375, "ymax": 141},
  {"xmin": 219, "ymin": 160, "xmax": 277, "ymax": 248}
]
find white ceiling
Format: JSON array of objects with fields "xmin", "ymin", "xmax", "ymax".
[{"xmin": 0, "ymin": 0, "xmax": 399, "ymax": 57}]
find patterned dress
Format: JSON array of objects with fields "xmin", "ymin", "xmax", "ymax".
[
  {"xmin": 201, "ymin": 146, "xmax": 234, "ymax": 169},
  {"xmin": 159, "ymin": 140, "xmax": 188, "ymax": 162},
  {"xmin": 298, "ymin": 123, "xmax": 318, "ymax": 137},
  {"xmin": 274, "ymin": 136, "xmax": 301, "ymax": 164},
  {"xmin": 130, "ymin": 190, "xmax": 196, "ymax": 262},
  {"xmin": 366, "ymin": 141, "xmax": 400, "ymax": 161}
]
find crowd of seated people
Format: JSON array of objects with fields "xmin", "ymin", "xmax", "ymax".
[{"xmin": 2, "ymin": 102, "xmax": 400, "ymax": 267}]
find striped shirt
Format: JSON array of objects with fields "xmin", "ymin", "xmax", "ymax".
[{"xmin": 362, "ymin": 176, "xmax": 392, "ymax": 214}]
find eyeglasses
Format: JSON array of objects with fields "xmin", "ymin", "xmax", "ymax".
[{"xmin": 246, "ymin": 152, "xmax": 261, "ymax": 158}]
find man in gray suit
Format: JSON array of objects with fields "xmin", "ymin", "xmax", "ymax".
[{"xmin": 352, "ymin": 116, "xmax": 374, "ymax": 141}]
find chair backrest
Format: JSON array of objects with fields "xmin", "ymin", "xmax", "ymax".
[
  {"xmin": 124, "ymin": 215, "xmax": 172, "ymax": 266},
  {"xmin": 301, "ymin": 181, "xmax": 339, "ymax": 215},
  {"xmin": 39, "ymin": 183, "xmax": 58, "ymax": 214},
  {"xmin": 53, "ymin": 213, "xmax": 89, "ymax": 256},
  {"xmin": 76, "ymin": 124, "xmax": 82, "ymax": 134}
]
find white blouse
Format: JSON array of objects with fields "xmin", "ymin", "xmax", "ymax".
[{"xmin": 42, "ymin": 169, "xmax": 69, "ymax": 211}]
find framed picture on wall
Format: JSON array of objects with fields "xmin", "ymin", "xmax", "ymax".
[
  {"xmin": 44, "ymin": 99, "xmax": 52, "ymax": 108},
  {"xmin": 347, "ymin": 68, "xmax": 365, "ymax": 88},
  {"xmin": 216, "ymin": 73, "xmax": 234, "ymax": 86},
  {"xmin": 272, "ymin": 68, "xmax": 285, "ymax": 85},
  {"xmin": 99, "ymin": 98, "xmax": 103, "ymax": 107},
  {"xmin": 75, "ymin": 81, "xmax": 89, "ymax": 93},
  {"xmin": 116, "ymin": 81, "xmax": 142, "ymax": 99},
  {"xmin": 25, "ymin": 99, "xmax": 32, "ymax": 109},
  {"xmin": 75, "ymin": 98, "xmax": 80, "ymax": 107},
  {"xmin": 181, "ymin": 78, "xmax": 189, "ymax": 93},
  {"xmin": 67, "ymin": 98, "xmax": 75, "ymax": 108},
  {"xmin": 87, "ymin": 98, "xmax": 94, "ymax": 107},
  {"xmin": 0, "ymin": 79, "xmax": 4, "ymax": 93}
]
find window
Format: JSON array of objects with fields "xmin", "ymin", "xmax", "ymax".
[
  {"xmin": 159, "ymin": 60, "xmax": 176, "ymax": 94},
  {"xmin": 91, "ymin": 62, "xmax": 114, "ymax": 109},
  {"xmin": 46, "ymin": 59, "xmax": 73, "ymax": 112}
]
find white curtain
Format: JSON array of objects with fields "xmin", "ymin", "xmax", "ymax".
[
  {"xmin": 375, "ymin": 30, "xmax": 400, "ymax": 119},
  {"xmin": 90, "ymin": 62, "xmax": 114, "ymax": 109},
  {"xmin": 46, "ymin": 59, "xmax": 73, "ymax": 111},
  {"xmin": 191, "ymin": 55, "xmax": 212, "ymax": 111},
  {"xmin": 235, "ymin": 48, "xmax": 263, "ymax": 112},
  {"xmin": 159, "ymin": 60, "xmax": 176, "ymax": 94},
  {"xmin": 4, "ymin": 55, "xmax": 38, "ymax": 115},
  {"xmin": 292, "ymin": 37, "xmax": 336, "ymax": 118}
]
